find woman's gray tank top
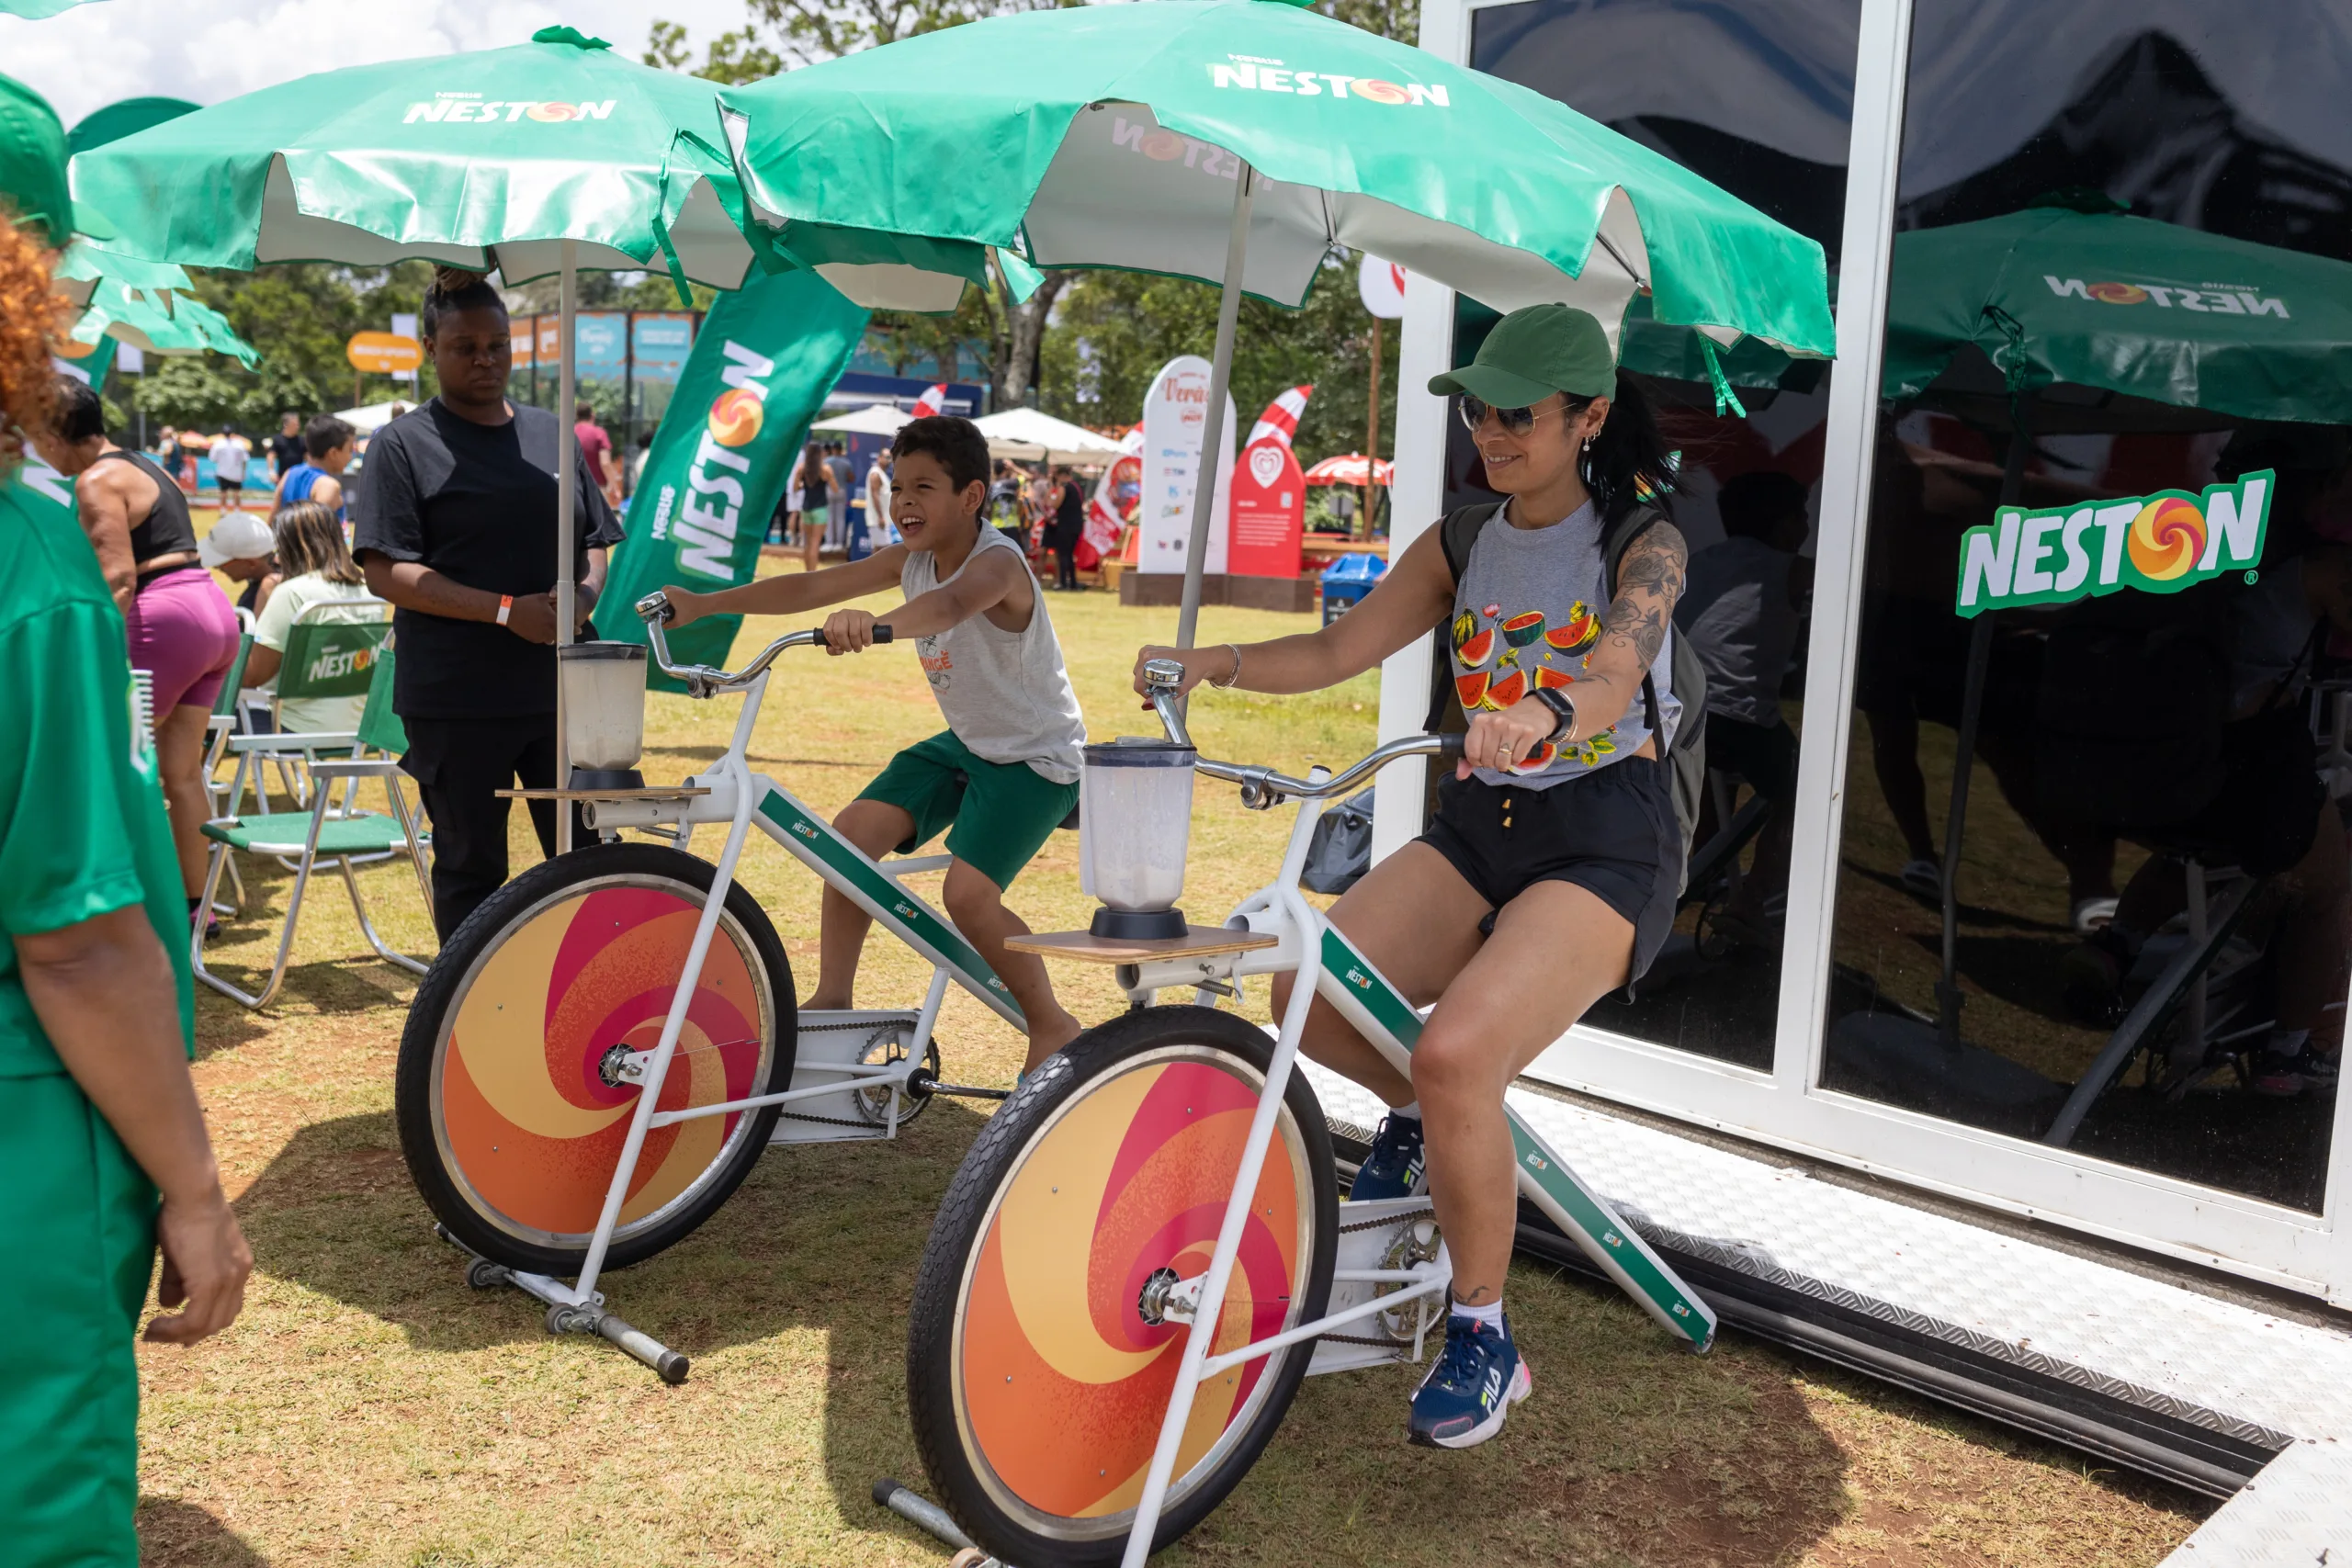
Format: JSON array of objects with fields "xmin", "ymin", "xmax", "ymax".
[{"xmin": 1448, "ymin": 499, "xmax": 1679, "ymax": 789}]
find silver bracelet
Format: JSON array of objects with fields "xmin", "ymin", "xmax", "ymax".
[{"xmin": 1208, "ymin": 643, "xmax": 1243, "ymax": 689}]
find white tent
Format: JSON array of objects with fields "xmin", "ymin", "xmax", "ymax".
[
  {"xmin": 973, "ymin": 407, "xmax": 1125, "ymax": 467},
  {"xmin": 810, "ymin": 403, "xmax": 914, "ymax": 436},
  {"xmin": 334, "ymin": 400, "xmax": 416, "ymax": 434}
]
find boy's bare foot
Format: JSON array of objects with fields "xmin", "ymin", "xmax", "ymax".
[{"xmin": 1023, "ymin": 1006, "xmax": 1086, "ymax": 1076}]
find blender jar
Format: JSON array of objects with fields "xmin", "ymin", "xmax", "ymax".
[
  {"xmin": 1080, "ymin": 738, "xmax": 1197, "ymax": 939},
  {"xmin": 560, "ymin": 642, "xmax": 650, "ymax": 787}
]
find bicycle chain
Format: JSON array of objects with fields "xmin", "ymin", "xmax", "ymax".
[{"xmin": 1338, "ymin": 1210, "xmax": 1433, "ymax": 1235}]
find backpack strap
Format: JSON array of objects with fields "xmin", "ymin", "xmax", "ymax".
[
  {"xmin": 1437, "ymin": 500, "xmax": 1506, "ymax": 589},
  {"xmin": 1424, "ymin": 502, "xmax": 1507, "ymax": 736},
  {"xmin": 1601, "ymin": 503, "xmax": 1669, "ymax": 737}
]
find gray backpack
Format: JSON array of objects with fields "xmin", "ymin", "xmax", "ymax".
[{"xmin": 1426, "ymin": 501, "xmax": 1709, "ymax": 895}]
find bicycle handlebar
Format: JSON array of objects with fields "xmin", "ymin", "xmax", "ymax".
[
  {"xmin": 1140, "ymin": 657, "xmax": 1463, "ymax": 807},
  {"xmin": 635, "ymin": 591, "xmax": 892, "ymax": 696}
]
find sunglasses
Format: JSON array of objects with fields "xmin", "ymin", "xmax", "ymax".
[{"xmin": 1458, "ymin": 395, "xmax": 1562, "ymax": 434}]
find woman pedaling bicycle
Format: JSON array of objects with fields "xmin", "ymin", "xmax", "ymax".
[{"xmin": 1136, "ymin": 303, "xmax": 1689, "ymax": 1450}]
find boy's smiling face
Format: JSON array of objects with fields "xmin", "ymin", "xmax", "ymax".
[{"xmin": 891, "ymin": 448, "xmax": 986, "ymax": 552}]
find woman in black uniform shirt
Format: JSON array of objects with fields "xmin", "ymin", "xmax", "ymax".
[{"xmin": 354, "ymin": 271, "xmax": 621, "ymax": 941}]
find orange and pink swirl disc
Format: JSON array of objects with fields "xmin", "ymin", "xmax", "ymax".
[
  {"xmin": 956, "ymin": 1056, "xmax": 1308, "ymax": 1520},
  {"xmin": 2128, "ymin": 496, "xmax": 2207, "ymax": 581},
  {"xmin": 438, "ymin": 886, "xmax": 767, "ymax": 1239}
]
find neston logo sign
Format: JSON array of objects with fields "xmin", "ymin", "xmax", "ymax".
[
  {"xmin": 1954, "ymin": 469, "xmax": 2273, "ymax": 618},
  {"xmin": 662, "ymin": 341, "xmax": 777, "ymax": 578},
  {"xmin": 403, "ymin": 95, "xmax": 617, "ymax": 124},
  {"xmin": 2043, "ymin": 275, "xmax": 2289, "ymax": 318},
  {"xmin": 1208, "ymin": 57, "xmax": 1450, "ymax": 106}
]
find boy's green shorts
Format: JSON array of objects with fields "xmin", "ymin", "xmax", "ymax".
[{"xmin": 859, "ymin": 730, "xmax": 1080, "ymax": 891}]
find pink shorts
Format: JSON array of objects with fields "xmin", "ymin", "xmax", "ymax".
[{"xmin": 128, "ymin": 566, "xmax": 240, "ymax": 713}]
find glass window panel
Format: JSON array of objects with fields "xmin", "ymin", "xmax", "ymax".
[
  {"xmin": 1464, "ymin": 0, "xmax": 1864, "ymax": 1069},
  {"xmin": 1822, "ymin": 0, "xmax": 2352, "ymax": 1210}
]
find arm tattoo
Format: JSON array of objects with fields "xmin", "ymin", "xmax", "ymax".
[{"xmin": 1600, "ymin": 523, "xmax": 1686, "ymax": 670}]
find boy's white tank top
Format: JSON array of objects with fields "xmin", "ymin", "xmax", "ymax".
[{"xmin": 900, "ymin": 525, "xmax": 1087, "ymax": 784}]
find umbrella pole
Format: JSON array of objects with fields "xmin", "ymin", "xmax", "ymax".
[
  {"xmin": 556, "ymin": 243, "xmax": 578, "ymax": 852},
  {"xmin": 1934, "ymin": 393, "xmax": 2033, "ymax": 1042},
  {"xmin": 1174, "ymin": 161, "xmax": 1256, "ymax": 651}
]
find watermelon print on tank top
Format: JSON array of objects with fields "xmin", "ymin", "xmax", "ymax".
[{"xmin": 1449, "ymin": 499, "xmax": 1679, "ymax": 786}]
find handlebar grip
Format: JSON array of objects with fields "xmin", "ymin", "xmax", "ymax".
[
  {"xmin": 871, "ymin": 626, "xmax": 895, "ymax": 644},
  {"xmin": 1436, "ymin": 733, "xmax": 1466, "ymax": 762}
]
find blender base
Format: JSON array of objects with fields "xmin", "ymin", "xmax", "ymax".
[
  {"xmin": 1090, "ymin": 906, "xmax": 1189, "ymax": 941},
  {"xmin": 568, "ymin": 768, "xmax": 647, "ymax": 791}
]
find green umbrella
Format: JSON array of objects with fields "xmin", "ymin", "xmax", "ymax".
[
  {"xmin": 66, "ymin": 274, "xmax": 259, "ymax": 367},
  {"xmin": 70, "ymin": 27, "xmax": 759, "ymax": 291},
  {"xmin": 69, "ymin": 25, "xmax": 793, "ymax": 844},
  {"xmin": 53, "ymin": 237, "xmax": 194, "ymax": 305},
  {"xmin": 0, "ymin": 0, "xmax": 107, "ymax": 17},
  {"xmin": 1883, "ymin": 204, "xmax": 2352, "ymax": 428},
  {"xmin": 718, "ymin": 0, "xmax": 1835, "ymax": 644},
  {"xmin": 66, "ymin": 95, "xmax": 198, "ymax": 157}
]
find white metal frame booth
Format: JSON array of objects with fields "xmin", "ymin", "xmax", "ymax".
[{"xmin": 1372, "ymin": 0, "xmax": 2352, "ymax": 1307}]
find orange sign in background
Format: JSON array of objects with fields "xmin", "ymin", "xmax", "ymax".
[{"xmin": 346, "ymin": 331, "xmax": 423, "ymax": 373}]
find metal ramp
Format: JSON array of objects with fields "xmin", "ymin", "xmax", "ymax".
[{"xmin": 1301, "ymin": 1062, "xmax": 2352, "ymax": 1564}]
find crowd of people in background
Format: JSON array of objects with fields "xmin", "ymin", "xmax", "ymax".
[{"xmin": 760, "ymin": 439, "xmax": 1100, "ymax": 592}]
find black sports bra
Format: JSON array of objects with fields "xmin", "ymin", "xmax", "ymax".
[{"xmin": 88, "ymin": 449, "xmax": 200, "ymax": 578}]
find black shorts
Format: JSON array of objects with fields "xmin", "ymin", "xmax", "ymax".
[
  {"xmin": 1418, "ymin": 759, "xmax": 1679, "ymax": 981},
  {"xmin": 1706, "ymin": 713, "xmax": 1797, "ymax": 801}
]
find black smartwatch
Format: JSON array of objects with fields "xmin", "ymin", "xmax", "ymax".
[{"xmin": 1532, "ymin": 686, "xmax": 1577, "ymax": 744}]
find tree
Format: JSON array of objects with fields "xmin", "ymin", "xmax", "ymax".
[
  {"xmin": 126, "ymin": 261, "xmax": 438, "ymax": 433},
  {"xmin": 1035, "ymin": 254, "xmax": 1400, "ymax": 466}
]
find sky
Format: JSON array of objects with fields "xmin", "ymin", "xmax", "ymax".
[{"xmin": 2, "ymin": 0, "xmax": 755, "ymax": 126}]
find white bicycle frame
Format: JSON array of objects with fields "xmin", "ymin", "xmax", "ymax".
[
  {"xmin": 466, "ymin": 611, "xmax": 1025, "ymax": 1379},
  {"xmin": 1104, "ymin": 674, "xmax": 1719, "ymax": 1568}
]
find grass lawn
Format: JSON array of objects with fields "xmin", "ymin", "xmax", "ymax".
[{"xmin": 151, "ymin": 532, "xmax": 2209, "ymax": 1566}]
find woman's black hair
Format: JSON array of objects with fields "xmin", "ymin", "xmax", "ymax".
[
  {"xmin": 419, "ymin": 266, "xmax": 507, "ymax": 339},
  {"xmin": 1567, "ymin": 373, "xmax": 1676, "ymax": 519},
  {"xmin": 51, "ymin": 373, "xmax": 107, "ymax": 442},
  {"xmin": 892, "ymin": 415, "xmax": 991, "ymax": 501}
]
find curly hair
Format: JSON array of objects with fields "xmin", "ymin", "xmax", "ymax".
[{"xmin": 0, "ymin": 210, "xmax": 64, "ymax": 474}]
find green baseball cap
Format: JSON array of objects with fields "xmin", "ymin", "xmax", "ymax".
[
  {"xmin": 0, "ymin": 71, "xmax": 107, "ymax": 243},
  {"xmin": 1428, "ymin": 302, "xmax": 1614, "ymax": 407}
]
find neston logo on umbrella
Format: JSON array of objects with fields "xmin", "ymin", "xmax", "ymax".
[
  {"xmin": 2043, "ymin": 275, "xmax": 2289, "ymax": 318},
  {"xmin": 1955, "ymin": 470, "xmax": 2271, "ymax": 617},
  {"xmin": 402, "ymin": 96, "xmax": 618, "ymax": 125},
  {"xmin": 1209, "ymin": 57, "xmax": 1450, "ymax": 106}
]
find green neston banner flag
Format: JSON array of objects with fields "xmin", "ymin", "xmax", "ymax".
[{"xmin": 602, "ymin": 267, "xmax": 866, "ymax": 691}]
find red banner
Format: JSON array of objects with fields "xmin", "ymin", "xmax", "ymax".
[{"xmin": 1228, "ymin": 438, "xmax": 1305, "ymax": 579}]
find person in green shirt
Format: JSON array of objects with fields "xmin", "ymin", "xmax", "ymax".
[{"xmin": 0, "ymin": 73, "xmax": 252, "ymax": 1568}]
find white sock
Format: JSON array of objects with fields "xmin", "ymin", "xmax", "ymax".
[
  {"xmin": 1451, "ymin": 1297, "xmax": 1503, "ymax": 1329},
  {"xmin": 1388, "ymin": 1101, "xmax": 1421, "ymax": 1122}
]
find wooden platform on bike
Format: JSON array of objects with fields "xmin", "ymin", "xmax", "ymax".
[
  {"xmin": 496, "ymin": 787, "xmax": 711, "ymax": 801},
  {"xmin": 1008, "ymin": 926, "xmax": 1279, "ymax": 964}
]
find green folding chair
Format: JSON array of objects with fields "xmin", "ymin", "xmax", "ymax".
[
  {"xmin": 219, "ymin": 603, "xmax": 390, "ymax": 815},
  {"xmin": 195, "ymin": 641, "xmax": 434, "ymax": 1009},
  {"xmin": 200, "ymin": 633, "xmax": 256, "ymax": 907}
]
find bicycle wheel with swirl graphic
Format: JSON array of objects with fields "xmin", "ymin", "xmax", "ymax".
[
  {"xmin": 908, "ymin": 1006, "xmax": 1338, "ymax": 1567},
  {"xmin": 395, "ymin": 843, "xmax": 797, "ymax": 1276}
]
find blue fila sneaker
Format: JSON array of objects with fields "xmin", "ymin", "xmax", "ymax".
[
  {"xmin": 1408, "ymin": 1313, "xmax": 1531, "ymax": 1449},
  {"xmin": 1349, "ymin": 1111, "xmax": 1426, "ymax": 1201}
]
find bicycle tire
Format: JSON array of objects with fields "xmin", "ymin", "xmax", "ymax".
[
  {"xmin": 395, "ymin": 842, "xmax": 796, "ymax": 1276},
  {"xmin": 908, "ymin": 1006, "xmax": 1338, "ymax": 1566}
]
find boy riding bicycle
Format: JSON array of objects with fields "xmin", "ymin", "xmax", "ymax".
[{"xmin": 662, "ymin": 415, "xmax": 1087, "ymax": 1070}]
